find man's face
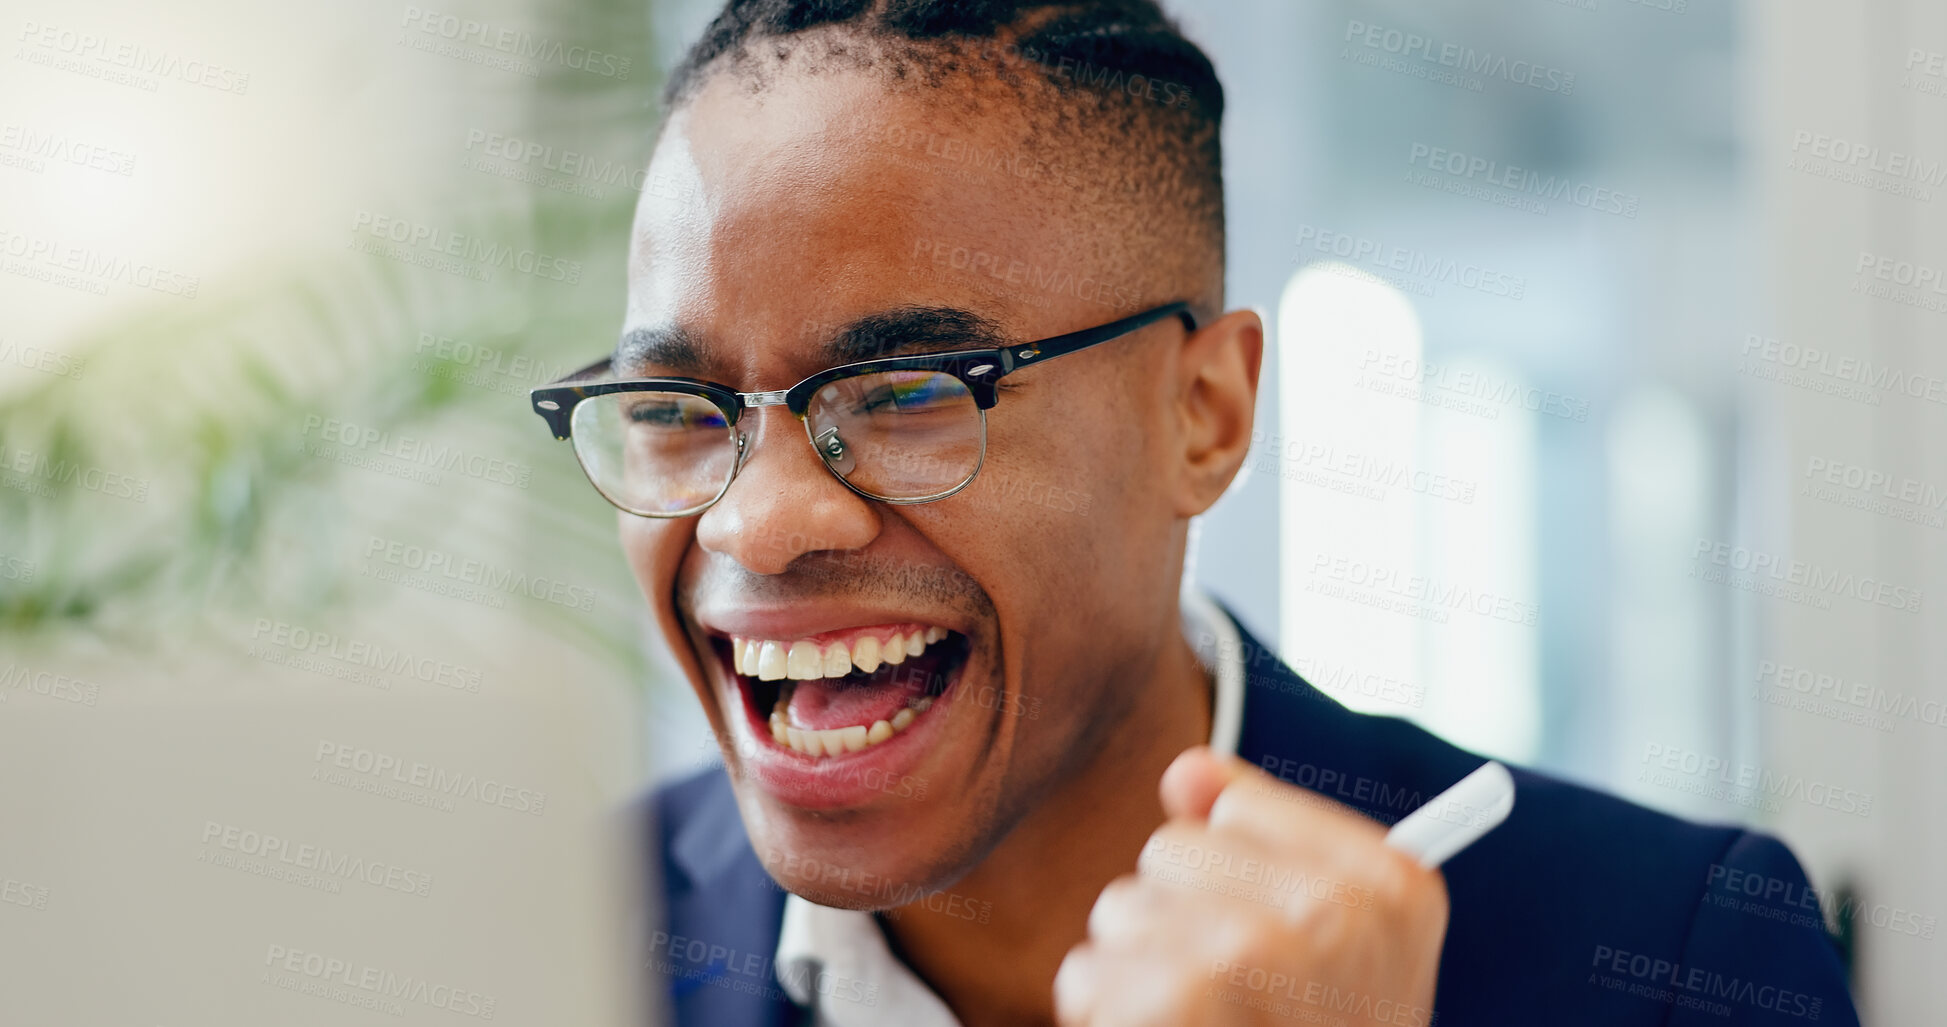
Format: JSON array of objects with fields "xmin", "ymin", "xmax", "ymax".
[{"xmin": 620, "ymin": 67, "xmax": 1187, "ymax": 906}]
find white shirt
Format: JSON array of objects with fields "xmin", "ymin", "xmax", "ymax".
[{"xmin": 773, "ymin": 591, "xmax": 1246, "ymax": 1026}]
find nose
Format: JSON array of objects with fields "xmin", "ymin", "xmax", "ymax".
[{"xmin": 694, "ymin": 407, "xmax": 882, "ymax": 574}]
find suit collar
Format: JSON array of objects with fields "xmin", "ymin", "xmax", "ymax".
[{"xmin": 668, "ymin": 766, "xmax": 759, "ymax": 892}]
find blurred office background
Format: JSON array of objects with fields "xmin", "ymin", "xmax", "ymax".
[{"xmin": 1, "ymin": 0, "xmax": 1939, "ymax": 1023}]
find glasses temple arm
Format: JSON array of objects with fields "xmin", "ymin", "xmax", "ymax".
[{"xmin": 1000, "ymin": 301, "xmax": 1197, "ymax": 373}]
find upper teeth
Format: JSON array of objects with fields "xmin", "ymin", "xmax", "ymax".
[{"xmin": 732, "ymin": 626, "xmax": 949, "ymax": 681}]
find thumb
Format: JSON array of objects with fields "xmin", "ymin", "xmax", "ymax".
[{"xmin": 1158, "ymin": 745, "xmax": 1255, "ymax": 821}]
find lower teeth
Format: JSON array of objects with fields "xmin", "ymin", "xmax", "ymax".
[{"xmin": 769, "ymin": 685, "xmax": 934, "ymax": 757}]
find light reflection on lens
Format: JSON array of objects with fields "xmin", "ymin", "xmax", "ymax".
[{"xmin": 808, "ymin": 371, "xmax": 981, "ymax": 500}]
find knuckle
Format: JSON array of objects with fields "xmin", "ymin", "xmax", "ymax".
[
  {"xmin": 1367, "ymin": 847, "xmax": 1423, "ymax": 906},
  {"xmin": 1277, "ymin": 884, "xmax": 1331, "ymax": 929},
  {"xmin": 1156, "ymin": 975, "xmax": 1206, "ymax": 1021},
  {"xmin": 1136, "ymin": 820, "xmax": 1204, "ymax": 878},
  {"xmin": 1088, "ymin": 874, "xmax": 1153, "ymax": 938},
  {"xmin": 1365, "ymin": 851, "xmax": 1449, "ymax": 936},
  {"xmin": 1140, "ymin": 825, "xmax": 1172, "ymax": 857},
  {"xmin": 1205, "ymin": 789, "xmax": 1238, "ymax": 825},
  {"xmin": 1143, "ymin": 817, "xmax": 1194, "ymax": 853},
  {"xmin": 1211, "ymin": 773, "xmax": 1284, "ymax": 822},
  {"xmin": 1102, "ymin": 873, "xmax": 1147, "ymax": 911},
  {"xmin": 1214, "ymin": 913, "xmax": 1284, "ymax": 968}
]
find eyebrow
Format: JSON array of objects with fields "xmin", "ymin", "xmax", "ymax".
[{"xmin": 613, "ymin": 306, "xmax": 1013, "ymax": 378}]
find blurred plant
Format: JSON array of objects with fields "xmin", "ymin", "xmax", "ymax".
[{"xmin": 0, "ymin": 0, "xmax": 663, "ymax": 677}]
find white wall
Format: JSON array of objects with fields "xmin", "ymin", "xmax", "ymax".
[{"xmin": 1749, "ymin": 1, "xmax": 1947, "ymax": 1021}]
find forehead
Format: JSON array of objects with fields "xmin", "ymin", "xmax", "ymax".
[{"xmin": 624, "ymin": 65, "xmax": 1095, "ymax": 377}]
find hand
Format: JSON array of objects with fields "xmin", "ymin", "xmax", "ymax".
[{"xmin": 1053, "ymin": 747, "xmax": 1448, "ymax": 1026}]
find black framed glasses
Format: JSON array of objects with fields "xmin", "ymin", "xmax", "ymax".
[{"xmin": 529, "ymin": 301, "xmax": 1196, "ymax": 517}]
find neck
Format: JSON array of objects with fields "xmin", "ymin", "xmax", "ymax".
[{"xmin": 878, "ymin": 624, "xmax": 1214, "ymax": 1027}]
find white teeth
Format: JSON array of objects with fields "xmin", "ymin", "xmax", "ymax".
[
  {"xmin": 787, "ymin": 640, "xmax": 822, "ymax": 680},
  {"xmin": 852, "ymin": 636, "xmax": 881, "ymax": 674},
  {"xmin": 758, "ymin": 641, "xmax": 787, "ymax": 681},
  {"xmin": 768, "ymin": 690, "xmax": 937, "ymax": 758},
  {"xmin": 730, "ymin": 627, "xmax": 952, "ymax": 681}
]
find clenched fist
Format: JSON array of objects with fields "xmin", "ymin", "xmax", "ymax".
[{"xmin": 1053, "ymin": 747, "xmax": 1449, "ymax": 1026}]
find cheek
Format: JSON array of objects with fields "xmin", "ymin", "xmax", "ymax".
[
  {"xmin": 619, "ymin": 515, "xmax": 691, "ymax": 615},
  {"xmin": 964, "ymin": 387, "xmax": 1156, "ymax": 594},
  {"xmin": 624, "ymin": 516, "xmax": 726, "ymax": 719},
  {"xmin": 988, "ymin": 389, "xmax": 1174, "ymax": 640}
]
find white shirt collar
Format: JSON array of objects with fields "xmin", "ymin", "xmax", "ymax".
[{"xmin": 773, "ymin": 592, "xmax": 1245, "ymax": 1026}]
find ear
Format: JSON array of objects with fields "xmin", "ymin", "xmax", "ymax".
[{"xmin": 1170, "ymin": 308, "xmax": 1263, "ymax": 518}]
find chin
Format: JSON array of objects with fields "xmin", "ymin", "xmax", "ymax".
[{"xmin": 744, "ymin": 805, "xmax": 986, "ymax": 911}]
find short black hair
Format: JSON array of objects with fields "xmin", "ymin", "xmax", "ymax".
[{"xmin": 660, "ymin": 0, "xmax": 1227, "ymax": 313}]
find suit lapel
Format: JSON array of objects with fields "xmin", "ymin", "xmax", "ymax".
[
  {"xmin": 658, "ymin": 771, "xmax": 801, "ymax": 1026},
  {"xmin": 1223, "ymin": 611, "xmax": 1475, "ymax": 827}
]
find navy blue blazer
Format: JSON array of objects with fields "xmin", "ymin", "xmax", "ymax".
[{"xmin": 641, "ymin": 612, "xmax": 1860, "ymax": 1026}]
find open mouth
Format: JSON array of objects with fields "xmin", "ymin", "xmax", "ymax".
[{"xmin": 715, "ymin": 624, "xmax": 970, "ymax": 759}]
